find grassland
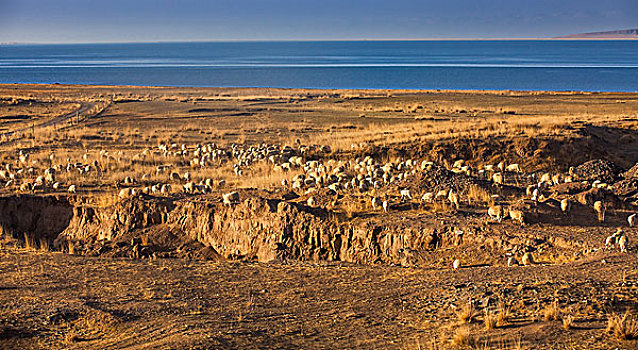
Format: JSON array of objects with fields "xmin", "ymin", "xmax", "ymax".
[{"xmin": 1, "ymin": 84, "xmax": 638, "ymax": 349}]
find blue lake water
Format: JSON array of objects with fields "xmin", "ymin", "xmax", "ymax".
[{"xmin": 0, "ymin": 40, "xmax": 637, "ymax": 91}]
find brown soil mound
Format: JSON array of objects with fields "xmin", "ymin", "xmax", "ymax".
[{"xmin": 572, "ymin": 159, "xmax": 624, "ymax": 183}]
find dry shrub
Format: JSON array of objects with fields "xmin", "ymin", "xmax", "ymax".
[
  {"xmin": 452, "ymin": 326, "xmax": 477, "ymax": 348},
  {"xmin": 457, "ymin": 302, "xmax": 479, "ymax": 325},
  {"xmin": 65, "ymin": 330, "xmax": 80, "ymax": 344},
  {"xmin": 606, "ymin": 312, "xmax": 638, "ymax": 340},
  {"xmin": 39, "ymin": 238, "xmax": 49, "ymax": 251},
  {"xmin": 543, "ymin": 300, "xmax": 560, "ymax": 321},
  {"xmin": 483, "ymin": 308, "xmax": 498, "ymax": 331},
  {"xmin": 562, "ymin": 315, "xmax": 574, "ymax": 330},
  {"xmin": 431, "ymin": 201, "xmax": 450, "ymax": 213},
  {"xmin": 23, "ymin": 233, "xmax": 35, "ymax": 250},
  {"xmin": 466, "ymin": 185, "xmax": 491, "ymax": 206},
  {"xmin": 496, "ymin": 302, "xmax": 511, "ymax": 327}
]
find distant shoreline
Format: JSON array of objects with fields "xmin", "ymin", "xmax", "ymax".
[
  {"xmin": 2, "ymin": 37, "xmax": 638, "ymax": 45},
  {"xmin": 2, "ymin": 83, "xmax": 637, "ymax": 95}
]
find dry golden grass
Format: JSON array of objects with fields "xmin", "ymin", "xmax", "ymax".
[
  {"xmin": 22, "ymin": 233, "xmax": 35, "ymax": 250},
  {"xmin": 562, "ymin": 315, "xmax": 574, "ymax": 330},
  {"xmin": 466, "ymin": 185, "xmax": 492, "ymax": 206},
  {"xmin": 452, "ymin": 326, "xmax": 477, "ymax": 348},
  {"xmin": 606, "ymin": 312, "xmax": 638, "ymax": 340},
  {"xmin": 483, "ymin": 308, "xmax": 498, "ymax": 331},
  {"xmin": 542, "ymin": 300, "xmax": 560, "ymax": 321},
  {"xmin": 496, "ymin": 302, "xmax": 511, "ymax": 327},
  {"xmin": 457, "ymin": 302, "xmax": 479, "ymax": 325}
]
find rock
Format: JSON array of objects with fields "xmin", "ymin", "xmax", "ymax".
[{"xmin": 572, "ymin": 159, "xmax": 623, "ymax": 183}]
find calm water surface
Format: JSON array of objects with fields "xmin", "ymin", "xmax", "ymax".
[{"xmin": 0, "ymin": 41, "xmax": 637, "ymax": 91}]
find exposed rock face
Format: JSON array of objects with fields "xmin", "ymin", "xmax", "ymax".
[
  {"xmin": 0, "ymin": 187, "xmax": 617, "ymax": 266},
  {"xmin": 0, "ymin": 194, "xmax": 492, "ymax": 265},
  {"xmin": 0, "ymin": 195, "xmax": 72, "ymax": 241}
]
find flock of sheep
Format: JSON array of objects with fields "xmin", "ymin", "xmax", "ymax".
[{"xmin": 2, "ymin": 141, "xmax": 635, "ymax": 258}]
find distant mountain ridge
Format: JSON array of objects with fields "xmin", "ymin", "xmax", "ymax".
[{"xmin": 557, "ymin": 29, "xmax": 638, "ymax": 39}]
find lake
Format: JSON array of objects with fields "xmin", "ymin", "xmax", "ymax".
[{"xmin": 0, "ymin": 40, "xmax": 637, "ymax": 91}]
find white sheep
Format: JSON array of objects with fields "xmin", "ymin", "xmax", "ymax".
[
  {"xmin": 509, "ymin": 209, "xmax": 525, "ymax": 226},
  {"xmin": 400, "ymin": 189, "xmax": 412, "ymax": 201},
  {"xmin": 222, "ymin": 191, "xmax": 240, "ymax": 206},
  {"xmin": 371, "ymin": 197, "xmax": 379, "ymax": 210},
  {"xmin": 68, "ymin": 185, "xmax": 77, "ymax": 194},
  {"xmin": 628, "ymin": 213, "xmax": 636, "ymax": 228},
  {"xmin": 307, "ymin": 197, "xmax": 316, "ymax": 207},
  {"xmin": 505, "ymin": 163, "xmax": 521, "ymax": 173},
  {"xmin": 492, "ymin": 172, "xmax": 504, "ymax": 185},
  {"xmin": 183, "ymin": 181, "xmax": 196, "ymax": 194},
  {"xmin": 488, "ymin": 205, "xmax": 504, "ymax": 223},
  {"xmin": 593, "ymin": 201, "xmax": 605, "ymax": 223},
  {"xmin": 161, "ymin": 184, "xmax": 172, "ymax": 195},
  {"xmin": 448, "ymin": 190, "xmax": 460, "ymax": 210},
  {"xmin": 119, "ymin": 188, "xmax": 133, "ymax": 198},
  {"xmin": 421, "ymin": 192, "xmax": 434, "ymax": 203},
  {"xmin": 382, "ymin": 200, "xmax": 389, "ymax": 213},
  {"xmin": 452, "ymin": 259, "xmax": 461, "ymax": 270},
  {"xmin": 618, "ymin": 234, "xmax": 628, "ymax": 253}
]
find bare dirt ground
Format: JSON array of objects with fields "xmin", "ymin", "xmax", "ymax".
[
  {"xmin": 1, "ymin": 248, "xmax": 637, "ymax": 350},
  {"xmin": 1, "ymin": 84, "xmax": 638, "ymax": 349}
]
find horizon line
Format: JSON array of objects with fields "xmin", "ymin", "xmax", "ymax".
[{"xmin": 2, "ymin": 37, "xmax": 638, "ymax": 45}]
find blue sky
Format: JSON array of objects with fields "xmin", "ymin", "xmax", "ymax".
[{"xmin": 0, "ymin": 0, "xmax": 636, "ymax": 43}]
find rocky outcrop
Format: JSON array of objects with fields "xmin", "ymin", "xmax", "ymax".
[
  {"xmin": 572, "ymin": 159, "xmax": 623, "ymax": 183},
  {"xmin": 0, "ymin": 191, "xmax": 600, "ymax": 266}
]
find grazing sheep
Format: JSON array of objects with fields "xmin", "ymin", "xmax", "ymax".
[
  {"xmin": 509, "ymin": 209, "xmax": 525, "ymax": 226},
  {"xmin": 169, "ymin": 172, "xmax": 181, "ymax": 181},
  {"xmin": 307, "ymin": 196, "xmax": 316, "ymax": 207},
  {"xmin": 593, "ymin": 201, "xmax": 606, "ymax": 223},
  {"xmin": 119, "ymin": 188, "xmax": 133, "ymax": 198},
  {"xmin": 628, "ymin": 213, "xmax": 636, "ymax": 227},
  {"xmin": 19, "ymin": 182, "xmax": 31, "ymax": 192},
  {"xmin": 68, "ymin": 185, "xmax": 77, "ymax": 194},
  {"xmin": 453, "ymin": 259, "xmax": 461, "ymax": 270},
  {"xmin": 371, "ymin": 197, "xmax": 379, "ymax": 210},
  {"xmin": 52, "ymin": 182, "xmax": 60, "ymax": 190},
  {"xmin": 618, "ymin": 234, "xmax": 628, "ymax": 253},
  {"xmin": 492, "ymin": 172, "xmax": 504, "ymax": 185},
  {"xmin": 448, "ymin": 190, "xmax": 460, "ymax": 210},
  {"xmin": 161, "ymin": 184, "xmax": 172, "ymax": 195},
  {"xmin": 421, "ymin": 192, "xmax": 434, "ymax": 203},
  {"xmin": 488, "ymin": 205, "xmax": 504, "ymax": 223},
  {"xmin": 183, "ymin": 181, "xmax": 196, "ymax": 194},
  {"xmin": 531, "ymin": 188, "xmax": 539, "ymax": 203},
  {"xmin": 560, "ymin": 199, "xmax": 572, "ymax": 215},
  {"xmin": 505, "ymin": 163, "xmax": 521, "ymax": 173},
  {"xmin": 400, "ymin": 189, "xmax": 412, "ymax": 201},
  {"xmin": 382, "ymin": 200, "xmax": 389, "ymax": 213},
  {"xmin": 222, "ymin": 191, "xmax": 240, "ymax": 206},
  {"xmin": 507, "ymin": 257, "xmax": 518, "ymax": 267}
]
